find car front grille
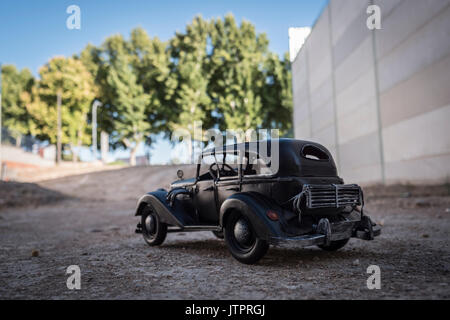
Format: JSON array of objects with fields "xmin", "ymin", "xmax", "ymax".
[{"xmin": 303, "ymin": 184, "xmax": 362, "ymax": 209}]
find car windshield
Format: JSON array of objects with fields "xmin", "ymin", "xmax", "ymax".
[{"xmin": 198, "ymin": 152, "xmax": 239, "ymax": 180}]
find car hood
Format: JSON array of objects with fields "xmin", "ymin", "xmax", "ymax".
[{"xmin": 170, "ymin": 178, "xmax": 196, "ymax": 189}]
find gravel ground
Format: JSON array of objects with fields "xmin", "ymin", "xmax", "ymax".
[{"xmin": 0, "ymin": 166, "xmax": 449, "ymax": 299}]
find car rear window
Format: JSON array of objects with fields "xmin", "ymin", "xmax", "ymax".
[{"xmin": 301, "ymin": 145, "xmax": 329, "ymax": 161}]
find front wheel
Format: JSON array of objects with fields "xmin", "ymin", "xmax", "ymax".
[
  {"xmin": 141, "ymin": 205, "xmax": 167, "ymax": 246},
  {"xmin": 318, "ymin": 238, "xmax": 349, "ymax": 251},
  {"xmin": 224, "ymin": 211, "xmax": 269, "ymax": 264}
]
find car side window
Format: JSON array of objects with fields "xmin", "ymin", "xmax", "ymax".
[
  {"xmin": 243, "ymin": 153, "xmax": 273, "ymax": 176},
  {"xmin": 253, "ymin": 158, "xmax": 272, "ymax": 175},
  {"xmin": 301, "ymin": 145, "xmax": 329, "ymax": 161}
]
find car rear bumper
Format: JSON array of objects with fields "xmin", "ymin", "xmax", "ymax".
[{"xmin": 269, "ymin": 216, "xmax": 381, "ymax": 247}]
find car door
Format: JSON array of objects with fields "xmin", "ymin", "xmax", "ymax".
[
  {"xmin": 193, "ymin": 155, "xmax": 219, "ymax": 224},
  {"xmin": 194, "ymin": 179, "xmax": 217, "ymax": 224},
  {"xmin": 216, "ymin": 152, "xmax": 241, "ymax": 208}
]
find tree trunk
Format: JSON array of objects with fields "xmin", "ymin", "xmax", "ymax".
[
  {"xmin": 56, "ymin": 90, "xmax": 62, "ymax": 164},
  {"xmin": 70, "ymin": 144, "xmax": 77, "ymax": 163},
  {"xmin": 15, "ymin": 134, "xmax": 22, "ymax": 148},
  {"xmin": 130, "ymin": 146, "xmax": 138, "ymax": 166},
  {"xmin": 187, "ymin": 137, "xmax": 193, "ymax": 164},
  {"xmin": 74, "ymin": 129, "xmax": 82, "ymax": 163}
]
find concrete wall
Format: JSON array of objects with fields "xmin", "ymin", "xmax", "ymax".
[{"xmin": 291, "ymin": 0, "xmax": 450, "ymax": 185}]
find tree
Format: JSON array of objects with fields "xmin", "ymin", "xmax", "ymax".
[
  {"xmin": 207, "ymin": 14, "xmax": 292, "ymax": 137},
  {"xmin": 102, "ymin": 34, "xmax": 151, "ymax": 166},
  {"xmin": 129, "ymin": 28, "xmax": 175, "ymax": 141},
  {"xmin": 260, "ymin": 52, "xmax": 293, "ymax": 136},
  {"xmin": 208, "ymin": 15, "xmax": 267, "ymax": 135},
  {"xmin": 26, "ymin": 57, "xmax": 96, "ymax": 161},
  {"xmin": 167, "ymin": 16, "xmax": 214, "ymax": 140},
  {"xmin": 1, "ymin": 65, "xmax": 35, "ymax": 146}
]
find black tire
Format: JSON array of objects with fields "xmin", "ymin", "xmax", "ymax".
[
  {"xmin": 318, "ymin": 238, "xmax": 349, "ymax": 251},
  {"xmin": 212, "ymin": 230, "xmax": 224, "ymax": 239},
  {"xmin": 141, "ymin": 205, "xmax": 167, "ymax": 246},
  {"xmin": 224, "ymin": 211, "xmax": 269, "ymax": 264}
]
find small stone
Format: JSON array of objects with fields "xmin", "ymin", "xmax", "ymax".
[
  {"xmin": 422, "ymin": 234, "xmax": 429, "ymax": 238},
  {"xmin": 313, "ymin": 256, "xmax": 320, "ymax": 261},
  {"xmin": 352, "ymin": 259, "xmax": 360, "ymax": 266},
  {"xmin": 401, "ymin": 192, "xmax": 411, "ymax": 198},
  {"xmin": 31, "ymin": 250, "xmax": 39, "ymax": 257},
  {"xmin": 445, "ymin": 208, "xmax": 450, "ymax": 213},
  {"xmin": 415, "ymin": 199, "xmax": 431, "ymax": 208}
]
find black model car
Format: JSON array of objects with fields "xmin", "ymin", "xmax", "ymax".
[{"xmin": 135, "ymin": 138, "xmax": 380, "ymax": 264}]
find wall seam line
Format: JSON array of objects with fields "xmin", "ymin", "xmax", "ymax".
[
  {"xmin": 327, "ymin": 2, "xmax": 341, "ymax": 172},
  {"xmin": 305, "ymin": 44, "xmax": 313, "ymax": 138},
  {"xmin": 370, "ymin": 0, "xmax": 386, "ymax": 184}
]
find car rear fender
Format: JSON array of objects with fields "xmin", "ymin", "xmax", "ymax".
[{"xmin": 219, "ymin": 192, "xmax": 284, "ymax": 241}]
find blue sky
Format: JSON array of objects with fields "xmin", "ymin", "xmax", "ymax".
[{"xmin": 0, "ymin": 0, "xmax": 327, "ymax": 163}]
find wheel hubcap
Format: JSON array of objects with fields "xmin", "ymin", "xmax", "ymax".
[
  {"xmin": 145, "ymin": 214, "xmax": 156, "ymax": 234},
  {"xmin": 233, "ymin": 218, "xmax": 254, "ymax": 247}
]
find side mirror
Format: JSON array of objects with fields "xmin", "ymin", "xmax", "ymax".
[{"xmin": 177, "ymin": 169, "xmax": 184, "ymax": 180}]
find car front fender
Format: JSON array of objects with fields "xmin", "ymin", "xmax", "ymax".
[{"xmin": 134, "ymin": 190, "xmax": 184, "ymax": 227}]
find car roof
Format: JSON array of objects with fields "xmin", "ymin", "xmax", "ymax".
[
  {"xmin": 202, "ymin": 138, "xmax": 338, "ymax": 177},
  {"xmin": 202, "ymin": 138, "xmax": 319, "ymax": 155}
]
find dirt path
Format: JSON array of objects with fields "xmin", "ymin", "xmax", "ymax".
[{"xmin": 0, "ymin": 166, "xmax": 449, "ymax": 299}]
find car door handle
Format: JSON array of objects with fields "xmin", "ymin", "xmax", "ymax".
[
  {"xmin": 203, "ymin": 186, "xmax": 214, "ymax": 191},
  {"xmin": 226, "ymin": 187, "xmax": 240, "ymax": 191}
]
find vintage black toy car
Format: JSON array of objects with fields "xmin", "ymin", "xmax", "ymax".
[{"xmin": 135, "ymin": 138, "xmax": 380, "ymax": 264}]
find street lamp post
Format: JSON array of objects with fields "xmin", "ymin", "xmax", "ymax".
[
  {"xmin": 56, "ymin": 90, "xmax": 62, "ymax": 164},
  {"xmin": 0, "ymin": 63, "xmax": 3, "ymax": 179},
  {"xmin": 92, "ymin": 100, "xmax": 102, "ymax": 161}
]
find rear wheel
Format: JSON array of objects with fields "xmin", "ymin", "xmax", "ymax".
[
  {"xmin": 318, "ymin": 238, "xmax": 349, "ymax": 251},
  {"xmin": 141, "ymin": 205, "xmax": 167, "ymax": 246},
  {"xmin": 224, "ymin": 211, "xmax": 269, "ymax": 264}
]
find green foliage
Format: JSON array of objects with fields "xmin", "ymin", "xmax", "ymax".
[
  {"xmin": 26, "ymin": 57, "xmax": 96, "ymax": 160},
  {"xmin": 260, "ymin": 52, "xmax": 293, "ymax": 136},
  {"xmin": 168, "ymin": 16, "xmax": 214, "ymax": 135},
  {"xmin": 103, "ymin": 34, "xmax": 151, "ymax": 163},
  {"xmin": 208, "ymin": 15, "xmax": 268, "ymax": 132},
  {"xmin": 129, "ymin": 28, "xmax": 175, "ymax": 138},
  {"xmin": 1, "ymin": 65, "xmax": 35, "ymax": 142},
  {"xmin": 166, "ymin": 14, "xmax": 293, "ymax": 137}
]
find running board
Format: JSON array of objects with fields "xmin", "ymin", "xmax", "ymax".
[{"xmin": 167, "ymin": 225, "xmax": 222, "ymax": 233}]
